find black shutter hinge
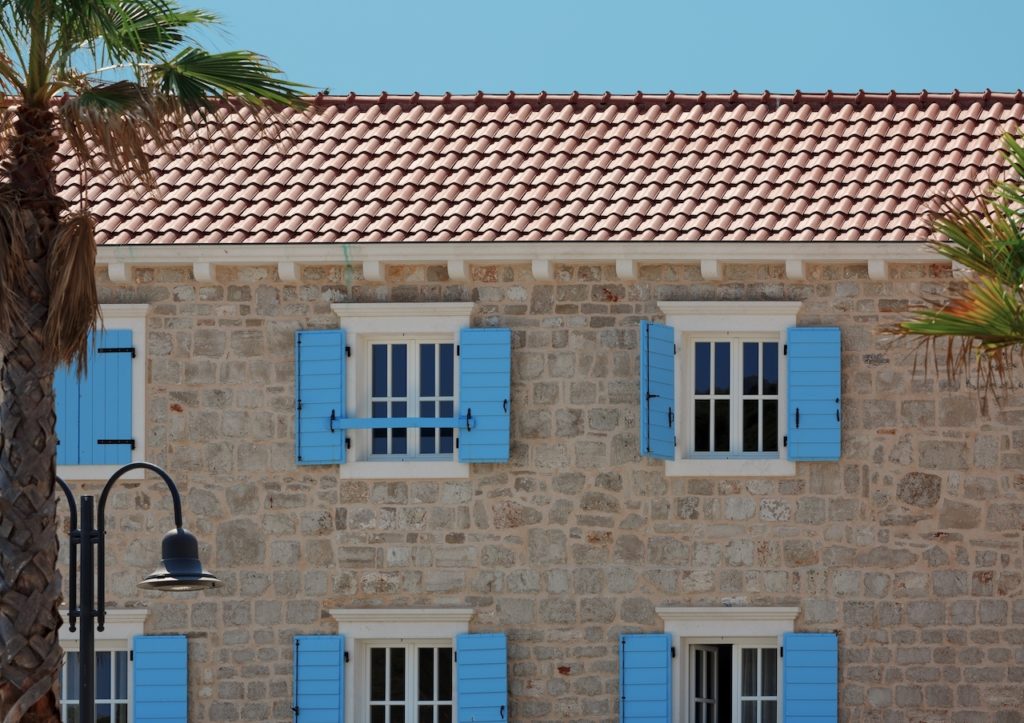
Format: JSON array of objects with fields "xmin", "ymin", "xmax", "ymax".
[
  {"xmin": 345, "ymin": 437, "xmax": 351, "ymax": 450},
  {"xmin": 98, "ymin": 439, "xmax": 135, "ymax": 450},
  {"xmin": 456, "ymin": 345, "xmax": 460, "ymax": 356},
  {"xmin": 671, "ymin": 646, "xmax": 676, "ymax": 659},
  {"xmin": 783, "ymin": 436, "xmax": 788, "ymax": 447},
  {"xmin": 345, "ymin": 346, "xmax": 351, "ymax": 358},
  {"xmin": 344, "ymin": 651, "xmax": 350, "ymax": 663},
  {"xmin": 454, "ymin": 651, "xmax": 457, "ymax": 663},
  {"xmin": 674, "ymin": 343, "xmax": 677, "ymax": 355},
  {"xmin": 129, "ymin": 650, "xmax": 133, "ymax": 661},
  {"xmin": 98, "ymin": 347, "xmax": 136, "ymax": 358},
  {"xmin": 780, "ymin": 646, "xmax": 784, "ymax": 658},
  {"xmin": 297, "ymin": 399, "xmax": 302, "ymax": 411},
  {"xmin": 783, "ymin": 344, "xmax": 788, "ymax": 355}
]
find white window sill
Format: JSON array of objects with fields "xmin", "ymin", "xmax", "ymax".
[
  {"xmin": 57, "ymin": 464, "xmax": 145, "ymax": 482},
  {"xmin": 666, "ymin": 458, "xmax": 796, "ymax": 478},
  {"xmin": 339, "ymin": 460, "xmax": 469, "ymax": 480}
]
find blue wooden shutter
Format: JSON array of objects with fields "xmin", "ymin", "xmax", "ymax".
[
  {"xmin": 296, "ymin": 330, "xmax": 346, "ymax": 465},
  {"xmin": 782, "ymin": 632, "xmax": 838, "ymax": 723},
  {"xmin": 54, "ymin": 362, "xmax": 81, "ymax": 465},
  {"xmin": 456, "ymin": 632, "xmax": 508, "ymax": 722},
  {"xmin": 79, "ymin": 329, "xmax": 134, "ymax": 465},
  {"xmin": 619, "ymin": 633, "xmax": 672, "ymax": 723},
  {"xmin": 458, "ymin": 328, "xmax": 511, "ymax": 463},
  {"xmin": 294, "ymin": 635, "xmax": 345, "ymax": 723},
  {"xmin": 786, "ymin": 327, "xmax": 841, "ymax": 461},
  {"xmin": 133, "ymin": 634, "xmax": 188, "ymax": 723},
  {"xmin": 640, "ymin": 321, "xmax": 675, "ymax": 460}
]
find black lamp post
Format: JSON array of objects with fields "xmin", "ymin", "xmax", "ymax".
[{"xmin": 57, "ymin": 462, "xmax": 220, "ymax": 723}]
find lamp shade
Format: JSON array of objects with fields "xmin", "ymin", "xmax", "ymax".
[{"xmin": 137, "ymin": 527, "xmax": 221, "ymax": 591}]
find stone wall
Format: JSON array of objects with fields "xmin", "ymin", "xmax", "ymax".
[{"xmin": 65, "ymin": 260, "xmax": 1024, "ymax": 722}]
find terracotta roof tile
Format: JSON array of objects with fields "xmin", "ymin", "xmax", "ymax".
[{"xmin": 66, "ymin": 91, "xmax": 1024, "ymax": 244}]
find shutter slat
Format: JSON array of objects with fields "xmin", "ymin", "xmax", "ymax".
[
  {"xmin": 458, "ymin": 329, "xmax": 511, "ymax": 463},
  {"xmin": 79, "ymin": 329, "xmax": 133, "ymax": 464},
  {"xmin": 782, "ymin": 632, "xmax": 838, "ymax": 723},
  {"xmin": 295, "ymin": 635, "xmax": 345, "ymax": 723},
  {"xmin": 54, "ymin": 363, "xmax": 80, "ymax": 465},
  {"xmin": 640, "ymin": 321, "xmax": 675, "ymax": 460},
  {"xmin": 787, "ymin": 327, "xmax": 841, "ymax": 461},
  {"xmin": 133, "ymin": 635, "xmax": 187, "ymax": 723},
  {"xmin": 619, "ymin": 633, "xmax": 671, "ymax": 723},
  {"xmin": 296, "ymin": 330, "xmax": 346, "ymax": 465},
  {"xmin": 456, "ymin": 633, "xmax": 508, "ymax": 722}
]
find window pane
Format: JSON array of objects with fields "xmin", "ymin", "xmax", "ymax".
[
  {"xmin": 419, "ymin": 647, "xmax": 434, "ymax": 700},
  {"xmin": 67, "ymin": 652, "xmax": 80, "ymax": 700},
  {"xmin": 762, "ymin": 400, "xmax": 778, "ymax": 452},
  {"xmin": 392, "ymin": 706, "xmax": 406, "ymax": 721},
  {"xmin": 741, "ymin": 700, "xmax": 757, "ymax": 723},
  {"xmin": 421, "ymin": 344, "xmax": 436, "ymax": 397},
  {"xmin": 390, "ymin": 648, "xmax": 406, "ymax": 700},
  {"xmin": 419, "ymin": 707, "xmax": 434, "ymax": 723},
  {"xmin": 420, "ymin": 401, "xmax": 436, "ymax": 419},
  {"xmin": 372, "ymin": 344, "xmax": 388, "ymax": 397},
  {"xmin": 741, "ymin": 648, "xmax": 757, "ymax": 696},
  {"xmin": 439, "ymin": 344, "xmax": 455, "ymax": 397},
  {"xmin": 743, "ymin": 399, "xmax": 759, "ymax": 452},
  {"xmin": 714, "ymin": 342, "xmax": 730, "ymax": 394},
  {"xmin": 439, "ymin": 705, "xmax": 452, "ymax": 723},
  {"xmin": 438, "ymin": 648, "xmax": 453, "ymax": 701},
  {"xmin": 694, "ymin": 400, "xmax": 710, "ymax": 452},
  {"xmin": 370, "ymin": 648, "xmax": 387, "ymax": 701},
  {"xmin": 694, "ymin": 342, "xmax": 710, "ymax": 395},
  {"xmin": 372, "ymin": 401, "xmax": 388, "ymax": 418},
  {"xmin": 762, "ymin": 649, "xmax": 778, "ymax": 695},
  {"xmin": 763, "ymin": 342, "xmax": 779, "ymax": 395},
  {"xmin": 370, "ymin": 707, "xmax": 386, "ymax": 723},
  {"xmin": 372, "ymin": 428, "xmax": 388, "ymax": 455},
  {"xmin": 96, "ymin": 703, "xmax": 111, "ymax": 723},
  {"xmin": 743, "ymin": 342, "xmax": 759, "ymax": 395},
  {"xmin": 115, "ymin": 704, "xmax": 128, "ymax": 723},
  {"xmin": 66, "ymin": 704, "xmax": 81, "ymax": 723},
  {"xmin": 392, "ymin": 345, "xmax": 408, "ymax": 397},
  {"xmin": 440, "ymin": 428, "xmax": 454, "ymax": 454},
  {"xmin": 714, "ymin": 399, "xmax": 729, "ymax": 452},
  {"xmin": 420, "ymin": 401, "xmax": 436, "ymax": 455},
  {"xmin": 393, "ymin": 427, "xmax": 407, "ymax": 455},
  {"xmin": 440, "ymin": 401, "xmax": 454, "ymax": 418},
  {"xmin": 763, "ymin": 701, "xmax": 778, "ymax": 723},
  {"xmin": 96, "ymin": 652, "xmax": 111, "ymax": 699},
  {"xmin": 115, "ymin": 652, "xmax": 128, "ymax": 698},
  {"xmin": 694, "ymin": 649, "xmax": 704, "ymax": 697}
]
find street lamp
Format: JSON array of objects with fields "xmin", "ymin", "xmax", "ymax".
[{"xmin": 57, "ymin": 462, "xmax": 220, "ymax": 723}]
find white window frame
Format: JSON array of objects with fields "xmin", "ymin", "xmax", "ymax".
[
  {"xmin": 331, "ymin": 303, "xmax": 473, "ymax": 480},
  {"xmin": 362, "ymin": 639, "xmax": 455, "ymax": 723},
  {"xmin": 329, "ymin": 608, "xmax": 473, "ymax": 723},
  {"xmin": 657, "ymin": 606, "xmax": 798, "ymax": 723},
  {"xmin": 57, "ymin": 303, "xmax": 149, "ymax": 482},
  {"xmin": 658, "ymin": 301, "xmax": 800, "ymax": 477},
  {"xmin": 59, "ymin": 608, "xmax": 148, "ymax": 723}
]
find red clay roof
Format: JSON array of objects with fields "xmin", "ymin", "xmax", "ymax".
[{"xmin": 63, "ymin": 91, "xmax": 1024, "ymax": 244}]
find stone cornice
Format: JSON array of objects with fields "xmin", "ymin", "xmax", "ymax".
[
  {"xmin": 328, "ymin": 608, "xmax": 474, "ymax": 625},
  {"xmin": 96, "ymin": 242, "xmax": 944, "ymax": 283}
]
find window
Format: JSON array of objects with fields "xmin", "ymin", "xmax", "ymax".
[
  {"xmin": 688, "ymin": 643, "xmax": 779, "ymax": 723},
  {"xmin": 60, "ymin": 649, "xmax": 131, "ymax": 723},
  {"xmin": 641, "ymin": 302, "xmax": 841, "ymax": 476},
  {"xmin": 656, "ymin": 606, "xmax": 799, "ymax": 723},
  {"xmin": 58, "ymin": 609, "xmax": 147, "ymax": 723},
  {"xmin": 365, "ymin": 642, "xmax": 454, "ymax": 723},
  {"xmin": 294, "ymin": 303, "xmax": 511, "ymax": 479},
  {"xmin": 56, "ymin": 304, "xmax": 149, "ymax": 481},
  {"xmin": 369, "ymin": 340, "xmax": 457, "ymax": 460}
]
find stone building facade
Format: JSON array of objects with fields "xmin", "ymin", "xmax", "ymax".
[{"xmin": 53, "ymin": 93, "xmax": 1024, "ymax": 723}]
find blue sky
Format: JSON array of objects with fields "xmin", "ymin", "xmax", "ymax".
[{"xmin": 203, "ymin": 0, "xmax": 1018, "ymax": 95}]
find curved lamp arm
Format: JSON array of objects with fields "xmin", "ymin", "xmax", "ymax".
[
  {"xmin": 55, "ymin": 476, "xmax": 79, "ymax": 632},
  {"xmin": 95, "ymin": 462, "xmax": 185, "ymax": 630}
]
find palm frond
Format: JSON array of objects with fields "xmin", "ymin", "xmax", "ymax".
[
  {"xmin": 890, "ymin": 132, "xmax": 1024, "ymax": 399},
  {"xmin": 57, "ymin": 79, "xmax": 184, "ymax": 181},
  {"xmin": 150, "ymin": 47, "xmax": 308, "ymax": 109},
  {"xmin": 102, "ymin": 1, "xmax": 217, "ymax": 63},
  {"xmin": 45, "ymin": 209, "xmax": 97, "ymax": 369}
]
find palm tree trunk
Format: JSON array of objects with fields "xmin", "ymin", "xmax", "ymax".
[{"xmin": 0, "ymin": 104, "xmax": 65, "ymax": 723}]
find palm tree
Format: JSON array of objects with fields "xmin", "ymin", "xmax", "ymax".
[
  {"xmin": 0, "ymin": 2, "xmax": 304, "ymax": 720},
  {"xmin": 893, "ymin": 132, "xmax": 1024, "ymax": 398}
]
